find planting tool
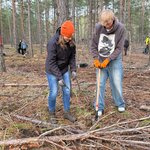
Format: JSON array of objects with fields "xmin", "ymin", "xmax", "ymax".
[
  {"xmin": 63, "ymin": 83, "xmax": 70, "ymax": 90},
  {"xmin": 95, "ymin": 68, "xmax": 101, "ymax": 121}
]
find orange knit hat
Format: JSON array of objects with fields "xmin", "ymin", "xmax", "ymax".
[{"xmin": 60, "ymin": 20, "xmax": 75, "ymax": 38}]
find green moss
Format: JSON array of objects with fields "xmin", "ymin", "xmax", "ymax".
[
  {"xmin": 140, "ymin": 119, "xmax": 150, "ymax": 126},
  {"xmin": 13, "ymin": 123, "xmax": 32, "ymax": 129},
  {"xmin": 120, "ymin": 111, "xmax": 132, "ymax": 118},
  {"xmin": 6, "ymin": 123, "xmax": 32, "ymax": 137},
  {"xmin": 76, "ymin": 106, "xmax": 91, "ymax": 116},
  {"xmin": 43, "ymin": 90, "xmax": 49, "ymax": 96}
]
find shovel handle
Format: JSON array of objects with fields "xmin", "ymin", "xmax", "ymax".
[{"xmin": 95, "ymin": 69, "xmax": 101, "ymax": 113}]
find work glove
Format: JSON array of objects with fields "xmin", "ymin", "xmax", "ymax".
[
  {"xmin": 58, "ymin": 79, "xmax": 65, "ymax": 87},
  {"xmin": 101, "ymin": 58, "xmax": 110, "ymax": 68},
  {"xmin": 93, "ymin": 59, "xmax": 101, "ymax": 68},
  {"xmin": 71, "ymin": 71, "xmax": 77, "ymax": 80}
]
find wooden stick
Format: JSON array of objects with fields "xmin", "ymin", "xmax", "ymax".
[
  {"xmin": 90, "ymin": 111, "xmax": 115, "ymax": 130},
  {"xmin": 95, "ymin": 125, "xmax": 150, "ymax": 135},
  {"xmin": 0, "ymin": 128, "xmax": 149, "ymax": 147},
  {"xmin": 0, "ymin": 126, "xmax": 149, "ymax": 148},
  {"xmin": 44, "ymin": 139, "xmax": 72, "ymax": 150},
  {"xmin": 0, "ymin": 116, "xmax": 149, "ymax": 148},
  {"xmin": 92, "ymin": 115, "xmax": 150, "ymax": 132},
  {"xmin": 140, "ymin": 105, "xmax": 150, "ymax": 111},
  {"xmin": 1, "ymin": 83, "xmax": 48, "ymax": 87},
  {"xmin": 39, "ymin": 126, "xmax": 64, "ymax": 138},
  {"xmin": 87, "ymin": 139, "xmax": 112, "ymax": 150},
  {"xmin": 93, "ymin": 136, "xmax": 150, "ymax": 147},
  {"xmin": 95, "ymin": 69, "xmax": 101, "ymax": 120},
  {"xmin": 12, "ymin": 114, "xmax": 58, "ymax": 128},
  {"xmin": 0, "ymin": 82, "xmax": 96, "ymax": 87},
  {"xmin": 0, "ymin": 137, "xmax": 42, "ymax": 147}
]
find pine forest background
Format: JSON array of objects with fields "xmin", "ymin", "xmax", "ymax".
[
  {"xmin": 0, "ymin": 0, "xmax": 150, "ymax": 56},
  {"xmin": 0, "ymin": 1, "xmax": 150, "ymax": 149}
]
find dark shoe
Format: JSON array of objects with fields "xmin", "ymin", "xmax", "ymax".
[
  {"xmin": 64, "ymin": 111, "xmax": 77, "ymax": 123},
  {"xmin": 49, "ymin": 112, "xmax": 57, "ymax": 124}
]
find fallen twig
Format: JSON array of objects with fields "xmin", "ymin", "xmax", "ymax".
[
  {"xmin": 0, "ymin": 116, "xmax": 149, "ymax": 149},
  {"xmin": 140, "ymin": 105, "xmax": 150, "ymax": 111},
  {"xmin": 39, "ymin": 126, "xmax": 65, "ymax": 138},
  {"xmin": 0, "ymin": 137, "xmax": 42, "ymax": 147},
  {"xmin": 12, "ymin": 114, "xmax": 58, "ymax": 128},
  {"xmin": 0, "ymin": 82, "xmax": 96, "ymax": 87},
  {"xmin": 91, "ymin": 115, "xmax": 150, "ymax": 132},
  {"xmin": 44, "ymin": 139, "xmax": 71, "ymax": 150},
  {"xmin": 93, "ymin": 125, "xmax": 150, "ymax": 135},
  {"xmin": 89, "ymin": 111, "xmax": 115, "ymax": 130}
]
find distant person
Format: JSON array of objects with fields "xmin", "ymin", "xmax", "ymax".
[
  {"xmin": 18, "ymin": 40, "xmax": 22, "ymax": 54},
  {"xmin": 90, "ymin": 9, "xmax": 126, "ymax": 117},
  {"xmin": 45, "ymin": 20, "xmax": 77, "ymax": 123},
  {"xmin": 143, "ymin": 36, "xmax": 150, "ymax": 54},
  {"xmin": 124, "ymin": 39, "xmax": 129, "ymax": 56},
  {"xmin": 20, "ymin": 39, "xmax": 28, "ymax": 55}
]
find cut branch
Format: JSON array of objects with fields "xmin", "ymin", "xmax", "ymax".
[
  {"xmin": 12, "ymin": 114, "xmax": 58, "ymax": 128},
  {"xmin": 140, "ymin": 105, "xmax": 150, "ymax": 111},
  {"xmin": 0, "ymin": 116, "xmax": 149, "ymax": 149}
]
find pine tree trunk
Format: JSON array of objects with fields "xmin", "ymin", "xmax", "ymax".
[
  {"xmin": 141, "ymin": 0, "xmax": 145, "ymax": 45},
  {"xmin": 37, "ymin": 0, "xmax": 43, "ymax": 54},
  {"xmin": 20, "ymin": 0, "xmax": 25, "ymax": 39},
  {"xmin": 127, "ymin": 0, "xmax": 131, "ymax": 31},
  {"xmin": 0, "ymin": 0, "xmax": 3, "ymax": 39},
  {"xmin": 0, "ymin": 47, "xmax": 6, "ymax": 72},
  {"xmin": 53, "ymin": 0, "xmax": 57, "ymax": 33},
  {"xmin": 127, "ymin": 0, "xmax": 132, "ymax": 54},
  {"xmin": 95, "ymin": 0, "xmax": 99, "ymax": 23},
  {"xmin": 28, "ymin": 0, "xmax": 33, "ymax": 57},
  {"xmin": 0, "ymin": 0, "xmax": 6, "ymax": 72},
  {"xmin": 119, "ymin": 0, "xmax": 125, "ymax": 24},
  {"xmin": 12, "ymin": 0, "xmax": 17, "ymax": 51},
  {"xmin": 71, "ymin": 0, "xmax": 75, "ymax": 25},
  {"xmin": 56, "ymin": 0, "xmax": 68, "ymax": 26},
  {"xmin": 45, "ymin": 0, "xmax": 50, "ymax": 42},
  {"xmin": 7, "ymin": 11, "xmax": 13, "ymax": 47},
  {"xmin": 88, "ymin": 0, "xmax": 94, "ymax": 47},
  {"xmin": 76, "ymin": 6, "xmax": 79, "ymax": 43},
  {"xmin": 93, "ymin": 0, "xmax": 96, "ymax": 29}
]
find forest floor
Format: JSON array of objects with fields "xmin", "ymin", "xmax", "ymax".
[{"xmin": 0, "ymin": 45, "xmax": 150, "ymax": 150}]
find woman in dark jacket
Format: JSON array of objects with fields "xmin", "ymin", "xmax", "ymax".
[{"xmin": 45, "ymin": 20, "xmax": 77, "ymax": 123}]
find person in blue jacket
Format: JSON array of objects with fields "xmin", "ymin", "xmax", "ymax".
[{"xmin": 45, "ymin": 20, "xmax": 77, "ymax": 123}]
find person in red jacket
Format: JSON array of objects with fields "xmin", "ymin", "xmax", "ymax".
[{"xmin": 45, "ymin": 20, "xmax": 77, "ymax": 123}]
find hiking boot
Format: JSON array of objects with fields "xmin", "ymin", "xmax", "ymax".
[
  {"xmin": 64, "ymin": 111, "xmax": 77, "ymax": 123},
  {"xmin": 49, "ymin": 112, "xmax": 57, "ymax": 124}
]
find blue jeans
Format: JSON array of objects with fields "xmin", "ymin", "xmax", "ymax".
[
  {"xmin": 46, "ymin": 71, "xmax": 71, "ymax": 112},
  {"xmin": 96, "ymin": 55, "xmax": 125, "ymax": 111}
]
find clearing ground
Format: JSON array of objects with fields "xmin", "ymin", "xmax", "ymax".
[{"xmin": 0, "ymin": 45, "xmax": 150, "ymax": 150}]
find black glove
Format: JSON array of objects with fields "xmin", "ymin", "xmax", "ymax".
[
  {"xmin": 71, "ymin": 71, "xmax": 77, "ymax": 80},
  {"xmin": 58, "ymin": 79, "xmax": 65, "ymax": 87}
]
